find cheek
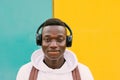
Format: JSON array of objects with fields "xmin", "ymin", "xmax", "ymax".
[
  {"xmin": 42, "ymin": 41, "xmax": 49, "ymax": 52},
  {"xmin": 59, "ymin": 41, "xmax": 66, "ymax": 51},
  {"xmin": 42, "ymin": 41, "xmax": 49, "ymax": 47},
  {"xmin": 59, "ymin": 40, "xmax": 66, "ymax": 47}
]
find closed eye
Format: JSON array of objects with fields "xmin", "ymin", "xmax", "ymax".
[
  {"xmin": 43, "ymin": 37, "xmax": 51, "ymax": 42},
  {"xmin": 57, "ymin": 37, "xmax": 65, "ymax": 42}
]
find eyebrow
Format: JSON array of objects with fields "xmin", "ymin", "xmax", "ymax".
[
  {"xmin": 43, "ymin": 34, "xmax": 65, "ymax": 38},
  {"xmin": 43, "ymin": 35, "xmax": 50, "ymax": 37}
]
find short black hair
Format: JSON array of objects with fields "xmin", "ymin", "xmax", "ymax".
[
  {"xmin": 41, "ymin": 18, "xmax": 67, "ymax": 33},
  {"xmin": 41, "ymin": 18, "xmax": 67, "ymax": 27}
]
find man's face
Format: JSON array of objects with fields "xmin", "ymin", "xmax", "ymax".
[{"xmin": 42, "ymin": 25, "xmax": 66, "ymax": 60}]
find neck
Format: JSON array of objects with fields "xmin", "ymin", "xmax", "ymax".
[{"xmin": 43, "ymin": 57, "xmax": 66, "ymax": 69}]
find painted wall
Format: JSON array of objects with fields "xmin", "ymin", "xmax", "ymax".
[
  {"xmin": 0, "ymin": 0, "xmax": 52, "ymax": 80},
  {"xmin": 54, "ymin": 0, "xmax": 120, "ymax": 80}
]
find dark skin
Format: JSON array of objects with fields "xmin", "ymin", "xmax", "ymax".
[{"xmin": 42, "ymin": 25, "xmax": 67, "ymax": 69}]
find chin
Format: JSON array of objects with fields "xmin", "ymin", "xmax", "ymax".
[
  {"xmin": 48, "ymin": 56, "xmax": 59, "ymax": 61},
  {"xmin": 47, "ymin": 55, "xmax": 63, "ymax": 61}
]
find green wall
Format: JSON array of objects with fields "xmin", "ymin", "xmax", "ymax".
[{"xmin": 0, "ymin": 0, "xmax": 52, "ymax": 80}]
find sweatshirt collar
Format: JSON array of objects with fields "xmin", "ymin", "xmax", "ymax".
[{"xmin": 31, "ymin": 49, "xmax": 78, "ymax": 73}]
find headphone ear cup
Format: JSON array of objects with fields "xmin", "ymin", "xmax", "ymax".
[
  {"xmin": 36, "ymin": 34, "xmax": 42, "ymax": 46},
  {"xmin": 66, "ymin": 35, "xmax": 72, "ymax": 47}
]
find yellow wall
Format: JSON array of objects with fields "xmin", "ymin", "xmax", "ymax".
[{"xmin": 54, "ymin": 0, "xmax": 120, "ymax": 80}]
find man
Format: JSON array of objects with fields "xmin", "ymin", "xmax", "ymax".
[{"xmin": 16, "ymin": 18, "xmax": 94, "ymax": 80}]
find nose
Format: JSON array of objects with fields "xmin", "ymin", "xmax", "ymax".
[{"xmin": 49, "ymin": 40, "xmax": 58, "ymax": 48}]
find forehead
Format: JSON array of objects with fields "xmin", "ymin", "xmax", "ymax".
[{"xmin": 42, "ymin": 25, "xmax": 66, "ymax": 35}]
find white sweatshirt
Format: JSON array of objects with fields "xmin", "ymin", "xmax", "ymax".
[{"xmin": 16, "ymin": 49, "xmax": 94, "ymax": 80}]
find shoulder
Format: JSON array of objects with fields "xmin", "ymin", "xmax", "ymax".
[
  {"xmin": 77, "ymin": 63, "xmax": 94, "ymax": 80},
  {"xmin": 78, "ymin": 63, "xmax": 90, "ymax": 71},
  {"xmin": 16, "ymin": 62, "xmax": 33, "ymax": 80},
  {"xmin": 18, "ymin": 62, "xmax": 33, "ymax": 73}
]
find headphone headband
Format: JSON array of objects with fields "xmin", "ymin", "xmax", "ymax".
[
  {"xmin": 36, "ymin": 19, "xmax": 73, "ymax": 47},
  {"xmin": 36, "ymin": 22, "xmax": 72, "ymax": 36}
]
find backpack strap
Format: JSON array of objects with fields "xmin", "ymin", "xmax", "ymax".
[
  {"xmin": 29, "ymin": 66, "xmax": 81, "ymax": 80},
  {"xmin": 72, "ymin": 66, "xmax": 81, "ymax": 80},
  {"xmin": 29, "ymin": 66, "xmax": 39, "ymax": 80}
]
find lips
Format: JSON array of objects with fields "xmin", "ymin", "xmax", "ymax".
[
  {"xmin": 47, "ymin": 50, "xmax": 60, "ymax": 52},
  {"xmin": 47, "ymin": 50, "xmax": 60, "ymax": 55}
]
